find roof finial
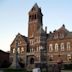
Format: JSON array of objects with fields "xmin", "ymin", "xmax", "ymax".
[
  {"xmin": 33, "ymin": 3, "xmax": 39, "ymax": 8},
  {"xmin": 63, "ymin": 24, "xmax": 65, "ymax": 28}
]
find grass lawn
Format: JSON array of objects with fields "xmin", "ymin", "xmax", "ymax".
[
  {"xmin": 0, "ymin": 68, "xmax": 26, "ymax": 72},
  {"xmin": 61, "ymin": 70, "xmax": 72, "ymax": 72}
]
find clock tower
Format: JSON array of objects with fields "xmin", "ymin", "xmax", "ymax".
[{"xmin": 28, "ymin": 3, "xmax": 43, "ymax": 38}]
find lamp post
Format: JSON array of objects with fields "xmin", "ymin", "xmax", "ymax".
[{"xmin": 10, "ymin": 37, "xmax": 21, "ymax": 69}]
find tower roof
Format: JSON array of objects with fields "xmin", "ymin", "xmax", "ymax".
[
  {"xmin": 33, "ymin": 3, "xmax": 39, "ymax": 9},
  {"xmin": 29, "ymin": 3, "xmax": 41, "ymax": 12}
]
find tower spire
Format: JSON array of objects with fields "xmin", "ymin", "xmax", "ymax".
[
  {"xmin": 33, "ymin": 3, "xmax": 39, "ymax": 8},
  {"xmin": 28, "ymin": 3, "xmax": 43, "ymax": 38}
]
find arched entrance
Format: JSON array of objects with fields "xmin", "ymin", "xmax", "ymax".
[{"xmin": 30, "ymin": 58, "xmax": 34, "ymax": 64}]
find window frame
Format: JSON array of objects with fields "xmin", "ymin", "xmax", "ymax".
[
  {"xmin": 55, "ymin": 43, "xmax": 58, "ymax": 52},
  {"xmin": 60, "ymin": 43, "xmax": 64, "ymax": 51}
]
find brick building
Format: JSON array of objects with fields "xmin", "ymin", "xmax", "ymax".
[
  {"xmin": 10, "ymin": 3, "xmax": 72, "ymax": 69},
  {"xmin": 0, "ymin": 50, "xmax": 10, "ymax": 67}
]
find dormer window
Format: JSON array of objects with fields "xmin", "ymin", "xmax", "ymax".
[
  {"xmin": 54, "ymin": 34, "xmax": 58, "ymax": 39},
  {"xmin": 59, "ymin": 33, "xmax": 64, "ymax": 39}
]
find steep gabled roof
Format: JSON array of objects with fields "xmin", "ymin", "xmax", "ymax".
[
  {"xmin": 47, "ymin": 24, "xmax": 72, "ymax": 40},
  {"xmin": 33, "ymin": 3, "xmax": 39, "ymax": 9},
  {"xmin": 57, "ymin": 24, "xmax": 69, "ymax": 33},
  {"xmin": 20, "ymin": 34, "xmax": 28, "ymax": 43},
  {"xmin": 10, "ymin": 33, "xmax": 28, "ymax": 46},
  {"xmin": 29, "ymin": 3, "xmax": 41, "ymax": 13}
]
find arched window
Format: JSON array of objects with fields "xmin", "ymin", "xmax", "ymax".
[
  {"xmin": 60, "ymin": 33, "xmax": 64, "ymax": 39},
  {"xmin": 21, "ymin": 47, "xmax": 24, "ymax": 53},
  {"xmin": 34, "ymin": 14, "xmax": 36, "ymax": 19},
  {"xmin": 54, "ymin": 34, "xmax": 58, "ymax": 39},
  {"xmin": 39, "ymin": 46, "xmax": 43, "ymax": 50},
  {"xmin": 67, "ymin": 42, "xmax": 71, "ymax": 51},
  {"xmin": 29, "ymin": 15, "xmax": 32, "ymax": 21},
  {"xmin": 61, "ymin": 43, "xmax": 64, "ymax": 51},
  {"xmin": 37, "ymin": 46, "xmax": 39, "ymax": 52},
  {"xmin": 17, "ymin": 47, "xmax": 20, "ymax": 53},
  {"xmin": 30, "ymin": 58, "xmax": 34, "ymax": 64},
  {"xmin": 49, "ymin": 44, "xmax": 53, "ymax": 52},
  {"xmin": 67, "ymin": 54, "xmax": 71, "ymax": 61},
  {"xmin": 55, "ymin": 43, "xmax": 58, "ymax": 52},
  {"xmin": 32, "ymin": 48, "xmax": 34, "ymax": 52},
  {"xmin": 49, "ymin": 55, "xmax": 53, "ymax": 61},
  {"xmin": 30, "ymin": 48, "xmax": 34, "ymax": 52},
  {"xmin": 13, "ymin": 48, "xmax": 15, "ymax": 53}
]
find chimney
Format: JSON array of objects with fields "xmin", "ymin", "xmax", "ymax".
[{"xmin": 45, "ymin": 26, "xmax": 47, "ymax": 33}]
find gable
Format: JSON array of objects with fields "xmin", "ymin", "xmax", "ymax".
[
  {"xmin": 10, "ymin": 33, "xmax": 28, "ymax": 48},
  {"xmin": 47, "ymin": 25, "xmax": 72, "ymax": 40}
]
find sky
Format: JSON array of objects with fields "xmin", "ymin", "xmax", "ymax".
[{"xmin": 0, "ymin": 0, "xmax": 72, "ymax": 52}]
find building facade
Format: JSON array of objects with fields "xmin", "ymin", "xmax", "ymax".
[
  {"xmin": 10, "ymin": 3, "xmax": 72, "ymax": 69},
  {"xmin": 0, "ymin": 50, "xmax": 10, "ymax": 67}
]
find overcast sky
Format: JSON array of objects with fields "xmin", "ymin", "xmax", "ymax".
[{"xmin": 0, "ymin": 0, "xmax": 72, "ymax": 51}]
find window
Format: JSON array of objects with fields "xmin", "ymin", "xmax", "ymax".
[
  {"xmin": 30, "ymin": 40, "xmax": 34, "ymax": 45},
  {"xmin": 34, "ymin": 14, "xmax": 36, "ymax": 19},
  {"xmin": 49, "ymin": 44, "xmax": 53, "ymax": 52},
  {"xmin": 21, "ymin": 47, "xmax": 24, "ymax": 53},
  {"xmin": 49, "ymin": 55, "xmax": 53, "ymax": 61},
  {"xmin": 32, "ymin": 48, "xmax": 33, "ymax": 52},
  {"xmin": 67, "ymin": 42, "xmax": 71, "ymax": 51},
  {"xmin": 39, "ymin": 46, "xmax": 43, "ymax": 50},
  {"xmin": 18, "ymin": 41, "xmax": 21, "ymax": 45},
  {"xmin": 36, "ymin": 37, "xmax": 40, "ymax": 43},
  {"xmin": 36, "ymin": 46, "xmax": 39, "ymax": 52},
  {"xmin": 54, "ymin": 34, "xmax": 58, "ymax": 39},
  {"xmin": 60, "ymin": 33, "xmax": 64, "ymax": 39},
  {"xmin": 17, "ymin": 47, "xmax": 20, "ymax": 53},
  {"xmin": 29, "ymin": 15, "xmax": 31, "ymax": 21},
  {"xmin": 30, "ymin": 48, "xmax": 31, "ymax": 52},
  {"xmin": 67, "ymin": 54, "xmax": 71, "ymax": 61},
  {"xmin": 61, "ymin": 43, "xmax": 64, "ymax": 51},
  {"xmin": 19, "ymin": 41, "xmax": 21, "ymax": 44},
  {"xmin": 55, "ymin": 43, "xmax": 58, "ymax": 52},
  {"xmin": 30, "ymin": 58, "xmax": 34, "ymax": 64},
  {"xmin": 13, "ymin": 48, "xmax": 15, "ymax": 53},
  {"xmin": 30, "ymin": 48, "xmax": 34, "ymax": 52}
]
